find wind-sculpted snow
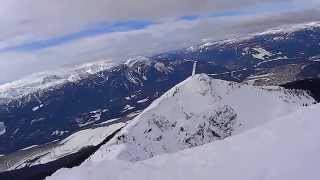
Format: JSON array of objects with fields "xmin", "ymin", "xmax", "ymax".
[{"xmin": 86, "ymin": 74, "xmax": 315, "ymax": 163}]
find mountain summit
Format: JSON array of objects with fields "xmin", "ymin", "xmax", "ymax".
[
  {"xmin": 46, "ymin": 74, "xmax": 318, "ymax": 180},
  {"xmin": 86, "ymin": 74, "xmax": 315, "ymax": 163},
  {"xmin": 48, "ymin": 103, "xmax": 320, "ymax": 180}
]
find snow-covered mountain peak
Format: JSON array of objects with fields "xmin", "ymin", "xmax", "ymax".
[
  {"xmin": 254, "ymin": 21, "xmax": 320, "ymax": 36},
  {"xmin": 187, "ymin": 21, "xmax": 320, "ymax": 52},
  {"xmin": 0, "ymin": 60, "xmax": 116, "ymax": 101},
  {"xmin": 86, "ymin": 74, "xmax": 315, "ymax": 163},
  {"xmin": 47, "ymin": 103, "xmax": 320, "ymax": 180},
  {"xmin": 124, "ymin": 56, "xmax": 151, "ymax": 67},
  {"xmin": 0, "ymin": 56, "xmax": 156, "ymax": 102}
]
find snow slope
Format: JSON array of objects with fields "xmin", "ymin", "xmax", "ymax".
[
  {"xmin": 0, "ymin": 60, "xmax": 115, "ymax": 100},
  {"xmin": 251, "ymin": 47, "xmax": 274, "ymax": 60},
  {"xmin": 33, "ymin": 123, "xmax": 125, "ymax": 165},
  {"xmin": 47, "ymin": 99, "xmax": 320, "ymax": 180},
  {"xmin": 5, "ymin": 123, "xmax": 124, "ymax": 170},
  {"xmin": 84, "ymin": 74, "xmax": 315, "ymax": 163},
  {"xmin": 0, "ymin": 122, "xmax": 5, "ymax": 136}
]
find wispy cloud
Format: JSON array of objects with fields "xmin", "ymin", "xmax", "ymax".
[
  {"xmin": 0, "ymin": 0, "xmax": 301, "ymax": 48},
  {"xmin": 0, "ymin": 20, "xmax": 154, "ymax": 52}
]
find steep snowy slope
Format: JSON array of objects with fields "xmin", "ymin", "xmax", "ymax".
[
  {"xmin": 85, "ymin": 74, "xmax": 315, "ymax": 163},
  {"xmin": 0, "ymin": 123, "xmax": 124, "ymax": 172},
  {"xmin": 47, "ymin": 103, "xmax": 320, "ymax": 180}
]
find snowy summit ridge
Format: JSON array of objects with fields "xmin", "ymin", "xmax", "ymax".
[
  {"xmin": 86, "ymin": 74, "xmax": 315, "ymax": 163},
  {"xmin": 48, "ymin": 103, "xmax": 320, "ymax": 180}
]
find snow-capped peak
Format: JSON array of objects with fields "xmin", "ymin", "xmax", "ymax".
[
  {"xmin": 86, "ymin": 74, "xmax": 315, "ymax": 163},
  {"xmin": 0, "ymin": 60, "xmax": 116, "ymax": 101},
  {"xmin": 124, "ymin": 56, "xmax": 151, "ymax": 67},
  {"xmin": 186, "ymin": 21, "xmax": 320, "ymax": 52},
  {"xmin": 254, "ymin": 21, "xmax": 320, "ymax": 36},
  {"xmin": 47, "ymin": 103, "xmax": 320, "ymax": 180}
]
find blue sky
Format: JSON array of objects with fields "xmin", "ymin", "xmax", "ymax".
[
  {"xmin": 0, "ymin": 0, "xmax": 319, "ymax": 84},
  {"xmin": 0, "ymin": 20, "xmax": 154, "ymax": 52}
]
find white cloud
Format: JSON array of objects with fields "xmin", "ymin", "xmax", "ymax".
[
  {"xmin": 0, "ymin": 1, "xmax": 319, "ymax": 84},
  {"xmin": 0, "ymin": 0, "xmax": 300, "ymax": 43}
]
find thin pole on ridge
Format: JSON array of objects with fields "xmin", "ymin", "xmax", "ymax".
[
  {"xmin": 183, "ymin": 59, "xmax": 198, "ymax": 77},
  {"xmin": 192, "ymin": 61, "xmax": 198, "ymax": 76}
]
